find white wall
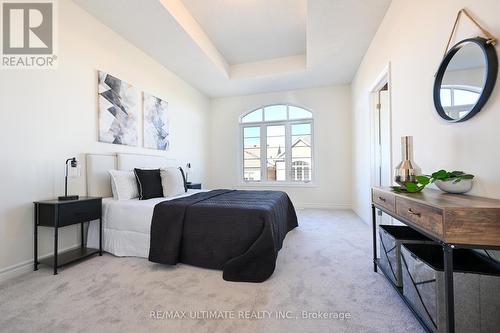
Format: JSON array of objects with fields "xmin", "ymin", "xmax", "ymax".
[
  {"xmin": 0, "ymin": 0, "xmax": 210, "ymax": 276},
  {"xmin": 352, "ymin": 0, "xmax": 500, "ymax": 223},
  {"xmin": 209, "ymin": 86, "xmax": 352, "ymax": 208}
]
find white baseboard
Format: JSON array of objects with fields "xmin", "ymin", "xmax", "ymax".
[
  {"xmin": 0, "ymin": 258, "xmax": 34, "ymax": 283},
  {"xmin": 295, "ymin": 203, "xmax": 351, "ymax": 209},
  {"xmin": 0, "ymin": 244, "xmax": 80, "ymax": 283},
  {"xmin": 351, "ymin": 207, "xmax": 366, "ymax": 223}
]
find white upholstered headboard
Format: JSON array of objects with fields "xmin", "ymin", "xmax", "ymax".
[
  {"xmin": 86, "ymin": 153, "xmax": 177, "ymax": 197},
  {"xmin": 86, "ymin": 154, "xmax": 116, "ymax": 198}
]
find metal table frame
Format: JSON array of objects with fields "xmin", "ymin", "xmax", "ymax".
[{"xmin": 371, "ymin": 204, "xmax": 500, "ymax": 333}]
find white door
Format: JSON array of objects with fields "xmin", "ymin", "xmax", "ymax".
[{"xmin": 375, "ymin": 88, "xmax": 393, "ymax": 225}]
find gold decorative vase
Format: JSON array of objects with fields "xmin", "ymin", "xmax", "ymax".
[{"xmin": 394, "ymin": 136, "xmax": 421, "ymax": 188}]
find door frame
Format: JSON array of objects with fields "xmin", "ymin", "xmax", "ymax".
[{"xmin": 369, "ymin": 63, "xmax": 393, "ymax": 189}]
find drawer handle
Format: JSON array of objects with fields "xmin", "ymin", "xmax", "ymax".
[
  {"xmin": 407, "ymin": 208, "xmax": 421, "ymax": 217},
  {"xmin": 378, "ymin": 196, "xmax": 386, "ymax": 202}
]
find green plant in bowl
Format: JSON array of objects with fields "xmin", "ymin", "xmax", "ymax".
[
  {"xmin": 391, "ymin": 170, "xmax": 475, "ymax": 194},
  {"xmin": 431, "ymin": 170, "xmax": 474, "ymax": 183},
  {"xmin": 432, "ymin": 170, "xmax": 474, "ymax": 194}
]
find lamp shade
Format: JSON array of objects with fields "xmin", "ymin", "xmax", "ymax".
[{"xmin": 69, "ymin": 160, "xmax": 81, "ymax": 178}]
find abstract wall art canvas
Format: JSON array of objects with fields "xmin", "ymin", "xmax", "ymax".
[
  {"xmin": 143, "ymin": 92, "xmax": 169, "ymax": 150},
  {"xmin": 98, "ymin": 71, "xmax": 138, "ymax": 146}
]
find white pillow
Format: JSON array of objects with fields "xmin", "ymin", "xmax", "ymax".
[
  {"xmin": 160, "ymin": 167, "xmax": 186, "ymax": 197},
  {"xmin": 109, "ymin": 170, "xmax": 139, "ymax": 200}
]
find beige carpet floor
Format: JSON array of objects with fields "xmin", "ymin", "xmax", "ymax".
[{"xmin": 0, "ymin": 209, "xmax": 424, "ymax": 333}]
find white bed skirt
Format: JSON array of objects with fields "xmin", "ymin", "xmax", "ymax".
[{"xmin": 88, "ymin": 223, "xmax": 149, "ymax": 258}]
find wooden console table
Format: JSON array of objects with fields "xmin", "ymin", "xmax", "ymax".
[{"xmin": 371, "ymin": 187, "xmax": 500, "ymax": 333}]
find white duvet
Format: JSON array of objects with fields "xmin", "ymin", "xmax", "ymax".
[{"xmin": 87, "ymin": 189, "xmax": 206, "ymax": 258}]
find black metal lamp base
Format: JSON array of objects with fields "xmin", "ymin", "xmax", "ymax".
[{"xmin": 58, "ymin": 195, "xmax": 79, "ymax": 201}]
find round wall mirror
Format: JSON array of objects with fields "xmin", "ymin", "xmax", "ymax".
[{"xmin": 433, "ymin": 37, "xmax": 498, "ymax": 122}]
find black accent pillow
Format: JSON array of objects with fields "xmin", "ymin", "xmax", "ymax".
[
  {"xmin": 178, "ymin": 167, "xmax": 188, "ymax": 192},
  {"xmin": 134, "ymin": 168, "xmax": 163, "ymax": 200}
]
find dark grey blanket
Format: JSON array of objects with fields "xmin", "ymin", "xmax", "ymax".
[{"xmin": 149, "ymin": 190, "xmax": 298, "ymax": 282}]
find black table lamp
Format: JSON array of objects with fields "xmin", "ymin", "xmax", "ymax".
[{"xmin": 58, "ymin": 157, "xmax": 79, "ymax": 201}]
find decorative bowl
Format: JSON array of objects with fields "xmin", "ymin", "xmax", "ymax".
[{"xmin": 434, "ymin": 179, "xmax": 473, "ymax": 194}]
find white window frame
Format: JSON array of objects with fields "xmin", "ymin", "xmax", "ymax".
[
  {"xmin": 291, "ymin": 160, "xmax": 311, "ymax": 182},
  {"xmin": 239, "ymin": 104, "xmax": 315, "ymax": 187},
  {"xmin": 441, "ymin": 85, "xmax": 481, "ymax": 118}
]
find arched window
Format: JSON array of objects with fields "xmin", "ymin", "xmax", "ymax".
[
  {"xmin": 440, "ymin": 85, "xmax": 481, "ymax": 119},
  {"xmin": 240, "ymin": 104, "xmax": 313, "ymax": 183}
]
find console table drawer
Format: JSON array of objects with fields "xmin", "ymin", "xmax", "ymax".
[
  {"xmin": 396, "ymin": 197, "xmax": 443, "ymax": 237},
  {"xmin": 372, "ymin": 189, "xmax": 395, "ymax": 213}
]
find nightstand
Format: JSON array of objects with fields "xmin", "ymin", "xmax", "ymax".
[
  {"xmin": 186, "ymin": 183, "xmax": 202, "ymax": 189},
  {"xmin": 33, "ymin": 197, "xmax": 102, "ymax": 275}
]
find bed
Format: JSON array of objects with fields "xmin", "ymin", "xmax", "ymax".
[
  {"xmin": 87, "ymin": 190, "xmax": 206, "ymax": 258},
  {"xmin": 86, "ymin": 153, "xmax": 298, "ymax": 282}
]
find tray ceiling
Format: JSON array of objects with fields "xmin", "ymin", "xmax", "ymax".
[{"xmin": 73, "ymin": 0, "xmax": 391, "ymax": 97}]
